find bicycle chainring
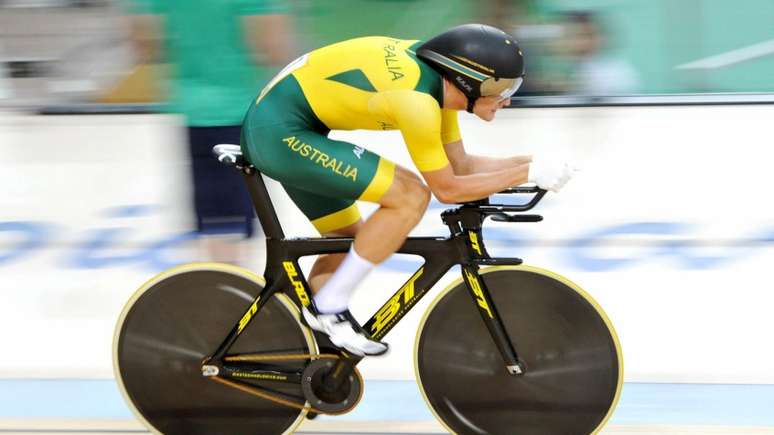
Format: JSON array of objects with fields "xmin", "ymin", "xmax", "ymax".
[{"xmin": 301, "ymin": 359, "xmax": 363, "ymax": 415}]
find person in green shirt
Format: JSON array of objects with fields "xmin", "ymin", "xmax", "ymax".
[{"xmin": 127, "ymin": 0, "xmax": 292, "ymax": 263}]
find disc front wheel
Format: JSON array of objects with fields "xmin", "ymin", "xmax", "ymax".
[{"xmin": 415, "ymin": 266, "xmax": 623, "ymax": 435}]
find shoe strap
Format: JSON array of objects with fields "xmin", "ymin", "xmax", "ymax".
[{"xmin": 339, "ymin": 310, "xmax": 381, "ymax": 341}]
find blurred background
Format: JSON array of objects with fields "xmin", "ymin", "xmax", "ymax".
[
  {"xmin": 0, "ymin": 0, "xmax": 772, "ymax": 107},
  {"xmin": 2, "ymin": 0, "xmax": 774, "ymax": 433}
]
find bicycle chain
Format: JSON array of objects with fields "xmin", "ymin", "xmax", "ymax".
[
  {"xmin": 211, "ymin": 353, "xmax": 346, "ymax": 415},
  {"xmin": 223, "ymin": 353, "xmax": 339, "ymax": 363}
]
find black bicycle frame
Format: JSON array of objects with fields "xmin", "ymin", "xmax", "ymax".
[{"xmin": 206, "ymin": 163, "xmax": 546, "ymax": 389}]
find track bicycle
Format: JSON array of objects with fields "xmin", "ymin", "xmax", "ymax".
[{"xmin": 113, "ymin": 144, "xmax": 623, "ymax": 435}]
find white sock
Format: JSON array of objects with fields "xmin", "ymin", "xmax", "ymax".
[{"xmin": 313, "ymin": 247, "xmax": 375, "ymax": 314}]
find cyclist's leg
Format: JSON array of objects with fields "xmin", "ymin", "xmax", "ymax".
[
  {"xmin": 241, "ymin": 72, "xmax": 429, "ymax": 275},
  {"xmin": 352, "ymin": 164, "xmax": 431, "ymax": 262},
  {"xmin": 243, "ymin": 122, "xmax": 430, "ymax": 354},
  {"xmin": 304, "ymin": 164, "xmax": 431, "ymax": 291},
  {"xmin": 281, "ymin": 168, "xmax": 429, "ymax": 355},
  {"xmin": 284, "ymin": 164, "xmax": 431, "ymax": 293},
  {"xmin": 277, "ymin": 186, "xmax": 363, "ymax": 293},
  {"xmin": 244, "ymin": 121, "xmax": 431, "ymax": 276},
  {"xmin": 308, "ymin": 220, "xmax": 362, "ymax": 292}
]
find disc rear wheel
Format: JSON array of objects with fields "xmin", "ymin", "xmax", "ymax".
[
  {"xmin": 415, "ymin": 266, "xmax": 623, "ymax": 435},
  {"xmin": 113, "ymin": 263, "xmax": 315, "ymax": 435}
]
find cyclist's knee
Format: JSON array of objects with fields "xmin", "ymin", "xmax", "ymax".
[
  {"xmin": 399, "ymin": 176, "xmax": 430, "ymax": 207},
  {"xmin": 394, "ymin": 180, "xmax": 430, "ymax": 224},
  {"xmin": 382, "ymin": 167, "xmax": 429, "ymax": 208},
  {"xmin": 409, "ymin": 181, "xmax": 432, "ymax": 211}
]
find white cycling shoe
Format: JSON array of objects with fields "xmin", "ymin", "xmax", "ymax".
[{"xmin": 302, "ymin": 306, "xmax": 389, "ymax": 356}]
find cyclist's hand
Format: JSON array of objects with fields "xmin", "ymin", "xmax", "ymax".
[
  {"xmin": 553, "ymin": 162, "xmax": 578, "ymax": 191},
  {"xmin": 528, "ymin": 156, "xmax": 576, "ymax": 192}
]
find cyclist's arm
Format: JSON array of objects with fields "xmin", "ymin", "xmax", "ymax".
[
  {"xmin": 441, "ymin": 110, "xmax": 531, "ymax": 175},
  {"xmin": 382, "ymin": 91, "xmax": 530, "ymax": 203},
  {"xmin": 421, "ymin": 162, "xmax": 530, "ymax": 203},
  {"xmin": 444, "ymin": 140, "xmax": 532, "ymax": 175}
]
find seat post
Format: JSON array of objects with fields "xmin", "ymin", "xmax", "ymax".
[{"xmin": 242, "ymin": 169, "xmax": 285, "ymax": 239}]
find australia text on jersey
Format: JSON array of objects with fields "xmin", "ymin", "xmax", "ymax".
[{"xmin": 283, "ymin": 136, "xmax": 358, "ymax": 181}]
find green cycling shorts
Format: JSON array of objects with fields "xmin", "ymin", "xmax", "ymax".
[{"xmin": 241, "ymin": 75, "xmax": 395, "ymax": 233}]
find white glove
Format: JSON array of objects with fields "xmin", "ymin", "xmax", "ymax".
[{"xmin": 528, "ymin": 156, "xmax": 576, "ymax": 192}]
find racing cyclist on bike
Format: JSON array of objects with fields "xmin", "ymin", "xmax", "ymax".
[{"xmin": 240, "ymin": 24, "xmax": 575, "ymax": 356}]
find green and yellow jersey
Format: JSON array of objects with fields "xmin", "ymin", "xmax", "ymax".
[
  {"xmin": 241, "ymin": 36, "xmax": 461, "ymax": 233},
  {"xmin": 289, "ymin": 36, "xmax": 460, "ymax": 171}
]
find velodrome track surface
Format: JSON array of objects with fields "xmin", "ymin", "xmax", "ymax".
[
  {"xmin": 2, "ymin": 420, "xmax": 774, "ymax": 434},
  {"xmin": 2, "ymin": 380, "xmax": 774, "ymax": 435}
]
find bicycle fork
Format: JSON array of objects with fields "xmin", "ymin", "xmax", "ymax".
[{"xmin": 461, "ymin": 263, "xmax": 526, "ymax": 376}]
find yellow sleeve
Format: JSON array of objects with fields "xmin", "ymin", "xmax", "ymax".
[
  {"xmin": 368, "ymin": 90, "xmax": 450, "ymax": 172},
  {"xmin": 441, "ymin": 109, "xmax": 462, "ymax": 144}
]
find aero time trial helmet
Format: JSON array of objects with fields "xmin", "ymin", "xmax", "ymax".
[{"xmin": 417, "ymin": 24, "xmax": 525, "ymax": 112}]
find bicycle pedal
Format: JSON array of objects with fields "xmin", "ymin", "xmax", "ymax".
[{"xmin": 306, "ymin": 412, "xmax": 319, "ymax": 420}]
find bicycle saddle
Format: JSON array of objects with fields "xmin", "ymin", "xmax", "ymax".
[{"xmin": 212, "ymin": 144, "xmax": 251, "ymax": 168}]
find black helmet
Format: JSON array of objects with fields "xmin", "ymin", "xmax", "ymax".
[{"xmin": 417, "ymin": 24, "xmax": 525, "ymax": 112}]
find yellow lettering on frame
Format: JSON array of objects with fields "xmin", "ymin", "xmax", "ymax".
[
  {"xmin": 469, "ymin": 232, "xmax": 483, "ymax": 255},
  {"xmin": 464, "ymin": 269, "xmax": 493, "ymax": 318},
  {"xmin": 283, "ymin": 261, "xmax": 310, "ymax": 306},
  {"xmin": 371, "ymin": 268, "xmax": 423, "ymax": 335},
  {"xmin": 237, "ymin": 296, "xmax": 262, "ymax": 334}
]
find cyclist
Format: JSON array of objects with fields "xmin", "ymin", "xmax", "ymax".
[{"xmin": 241, "ymin": 24, "xmax": 575, "ymax": 356}]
